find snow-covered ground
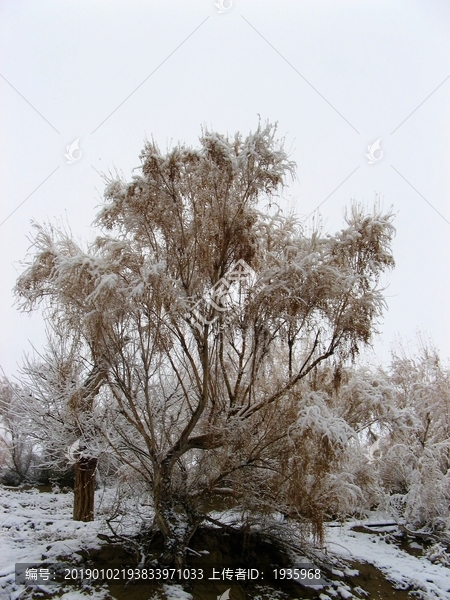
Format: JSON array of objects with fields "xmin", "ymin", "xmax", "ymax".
[
  {"xmin": 325, "ymin": 520, "xmax": 450, "ymax": 600},
  {"xmin": 1, "ymin": 486, "xmax": 450, "ymax": 599},
  {"xmin": 0, "ymin": 485, "xmax": 110, "ymax": 599},
  {"xmin": 0, "ymin": 485, "xmax": 192, "ymax": 600}
]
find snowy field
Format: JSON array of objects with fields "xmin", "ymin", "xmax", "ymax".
[{"xmin": 1, "ymin": 485, "xmax": 450, "ymax": 600}]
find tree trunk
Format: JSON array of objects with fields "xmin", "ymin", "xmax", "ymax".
[
  {"xmin": 73, "ymin": 455, "xmax": 97, "ymax": 521},
  {"xmin": 68, "ymin": 365, "xmax": 105, "ymax": 522},
  {"xmin": 153, "ymin": 465, "xmax": 197, "ymax": 570}
]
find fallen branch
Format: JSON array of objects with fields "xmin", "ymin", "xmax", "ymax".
[{"xmin": 399, "ymin": 525, "xmax": 438, "ymax": 542}]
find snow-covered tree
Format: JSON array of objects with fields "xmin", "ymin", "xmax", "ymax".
[
  {"xmin": 380, "ymin": 343, "xmax": 450, "ymax": 530},
  {"xmin": 0, "ymin": 377, "xmax": 38, "ymax": 485},
  {"xmin": 15, "ymin": 122, "xmax": 395, "ymax": 567},
  {"xmin": 17, "ymin": 324, "xmax": 114, "ymax": 518}
]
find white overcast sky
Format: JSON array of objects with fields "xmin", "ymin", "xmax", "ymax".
[{"xmin": 1, "ymin": 0, "xmax": 449, "ymax": 377}]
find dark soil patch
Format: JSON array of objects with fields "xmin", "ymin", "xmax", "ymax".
[
  {"xmin": 58, "ymin": 526, "xmax": 425, "ymax": 599},
  {"xmin": 345, "ymin": 561, "xmax": 413, "ymax": 599},
  {"xmin": 57, "ymin": 526, "xmax": 321, "ymax": 599}
]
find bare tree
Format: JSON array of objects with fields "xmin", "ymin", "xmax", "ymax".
[{"xmin": 15, "ymin": 122, "xmax": 395, "ymax": 565}]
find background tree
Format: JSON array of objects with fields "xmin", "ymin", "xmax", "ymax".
[
  {"xmin": 0, "ymin": 377, "xmax": 38, "ymax": 485},
  {"xmin": 316, "ymin": 339, "xmax": 450, "ymax": 532},
  {"xmin": 14, "ymin": 222, "xmax": 116, "ymax": 521},
  {"xmin": 379, "ymin": 342, "xmax": 450, "ymax": 530},
  {"xmin": 15, "ymin": 122, "xmax": 395, "ymax": 567},
  {"xmin": 18, "ymin": 325, "xmax": 111, "ymax": 519}
]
